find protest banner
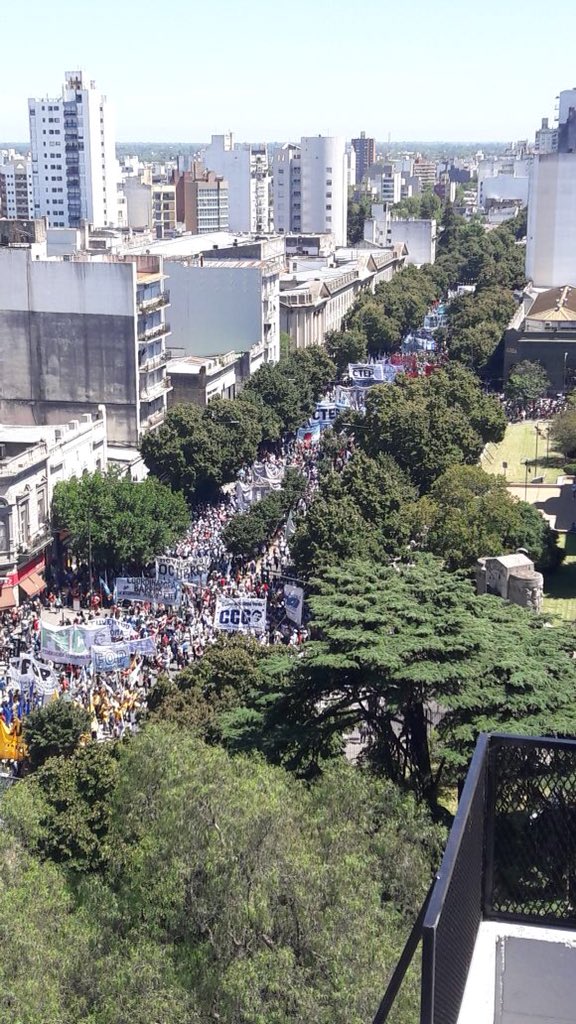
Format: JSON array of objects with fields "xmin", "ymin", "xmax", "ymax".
[
  {"xmin": 213, "ymin": 596, "xmax": 267, "ymax": 634},
  {"xmin": 284, "ymin": 584, "xmax": 304, "ymax": 627},
  {"xmin": 40, "ymin": 624, "xmax": 92, "ymax": 666},
  {"xmin": 92, "ymin": 643, "xmax": 132, "ymax": 673},
  {"xmin": 115, "ymin": 577, "xmax": 181, "ymax": 606}
]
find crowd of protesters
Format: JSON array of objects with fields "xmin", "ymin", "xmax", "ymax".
[{"xmin": 0, "ymin": 436, "xmax": 327, "ymax": 753}]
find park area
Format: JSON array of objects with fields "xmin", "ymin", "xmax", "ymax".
[
  {"xmin": 483, "ymin": 422, "xmax": 576, "ymax": 620},
  {"xmin": 481, "ymin": 420, "xmax": 565, "ymax": 485}
]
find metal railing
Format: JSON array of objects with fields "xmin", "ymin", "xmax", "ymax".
[
  {"xmin": 137, "ymin": 321, "xmax": 171, "ymax": 343},
  {"xmin": 373, "ymin": 733, "xmax": 576, "ymax": 1024}
]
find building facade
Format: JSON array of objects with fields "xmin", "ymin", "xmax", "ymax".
[
  {"xmin": 0, "ymin": 410, "xmax": 107, "ymax": 609},
  {"xmin": 0, "ymin": 244, "xmax": 171, "ymax": 446},
  {"xmin": 28, "ymin": 70, "xmax": 117, "ymax": 228},
  {"xmin": 280, "ymin": 247, "xmax": 405, "ymax": 349},
  {"xmin": 151, "ymin": 183, "xmax": 176, "ymax": 238},
  {"xmin": 364, "ymin": 205, "xmax": 436, "ymax": 265},
  {"xmin": 299, "ymin": 136, "xmax": 348, "ymax": 247},
  {"xmin": 526, "ymin": 153, "xmax": 576, "ymax": 287},
  {"xmin": 351, "ymin": 132, "xmax": 375, "ymax": 184},
  {"xmin": 272, "ymin": 144, "xmax": 301, "ymax": 234},
  {"xmin": 202, "ymin": 134, "xmax": 272, "ymax": 233},
  {"xmin": 0, "ymin": 158, "xmax": 34, "ymax": 220},
  {"xmin": 175, "ymin": 167, "xmax": 229, "ymax": 233}
]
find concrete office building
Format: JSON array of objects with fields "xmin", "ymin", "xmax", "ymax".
[
  {"xmin": 0, "ymin": 411, "xmax": 107, "ymax": 609},
  {"xmin": 0, "ymin": 237, "xmax": 171, "ymax": 446},
  {"xmin": 0, "ymin": 158, "xmax": 34, "ymax": 220},
  {"xmin": 351, "ymin": 132, "xmax": 375, "ymax": 184},
  {"xmin": 202, "ymin": 134, "xmax": 271, "ymax": 233},
  {"xmin": 28, "ymin": 70, "xmax": 117, "ymax": 228}
]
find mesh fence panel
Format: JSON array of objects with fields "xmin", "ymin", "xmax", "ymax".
[{"xmin": 489, "ymin": 739, "xmax": 576, "ymax": 924}]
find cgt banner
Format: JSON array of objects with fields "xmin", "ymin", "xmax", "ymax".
[
  {"xmin": 213, "ymin": 596, "xmax": 267, "ymax": 635},
  {"xmin": 115, "ymin": 577, "xmax": 181, "ymax": 606},
  {"xmin": 284, "ymin": 584, "xmax": 304, "ymax": 627}
]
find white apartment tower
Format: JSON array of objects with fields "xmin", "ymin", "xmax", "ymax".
[
  {"xmin": 0, "ymin": 158, "xmax": 34, "ymax": 220},
  {"xmin": 28, "ymin": 71, "xmax": 117, "ymax": 228},
  {"xmin": 202, "ymin": 134, "xmax": 272, "ymax": 234},
  {"xmin": 272, "ymin": 136, "xmax": 348, "ymax": 247},
  {"xmin": 526, "ymin": 89, "xmax": 576, "ymax": 287}
]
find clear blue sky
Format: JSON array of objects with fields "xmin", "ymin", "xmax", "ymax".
[{"xmin": 2, "ymin": 0, "xmax": 576, "ymax": 143}]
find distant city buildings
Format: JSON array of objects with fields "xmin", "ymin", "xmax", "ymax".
[
  {"xmin": 0, "ymin": 157, "xmax": 34, "ymax": 220},
  {"xmin": 28, "ymin": 71, "xmax": 117, "ymax": 228},
  {"xmin": 351, "ymin": 132, "xmax": 375, "ymax": 184}
]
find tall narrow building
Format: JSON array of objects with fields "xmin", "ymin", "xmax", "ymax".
[
  {"xmin": 202, "ymin": 134, "xmax": 271, "ymax": 234},
  {"xmin": 300, "ymin": 136, "xmax": 348, "ymax": 246},
  {"xmin": 351, "ymin": 131, "xmax": 375, "ymax": 184},
  {"xmin": 28, "ymin": 71, "xmax": 117, "ymax": 228},
  {"xmin": 0, "ymin": 158, "xmax": 34, "ymax": 219}
]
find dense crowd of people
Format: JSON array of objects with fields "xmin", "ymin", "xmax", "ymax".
[
  {"xmin": 497, "ymin": 393, "xmax": 566, "ymax": 422},
  {"xmin": 0, "ymin": 437, "xmax": 324, "ymax": 754}
]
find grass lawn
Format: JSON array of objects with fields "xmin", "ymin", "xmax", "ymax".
[
  {"xmin": 543, "ymin": 533, "xmax": 576, "ymax": 622},
  {"xmin": 481, "ymin": 421, "xmax": 565, "ymax": 485}
]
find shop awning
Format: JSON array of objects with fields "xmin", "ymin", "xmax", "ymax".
[
  {"xmin": 0, "ymin": 587, "xmax": 16, "ymax": 609},
  {"xmin": 19, "ymin": 572, "xmax": 46, "ymax": 597}
]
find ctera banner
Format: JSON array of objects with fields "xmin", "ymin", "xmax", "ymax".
[
  {"xmin": 115, "ymin": 577, "xmax": 181, "ymax": 606},
  {"xmin": 283, "ymin": 584, "xmax": 304, "ymax": 627},
  {"xmin": 213, "ymin": 596, "xmax": 267, "ymax": 635}
]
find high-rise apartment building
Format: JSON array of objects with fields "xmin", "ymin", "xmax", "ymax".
[
  {"xmin": 28, "ymin": 71, "xmax": 117, "ymax": 228},
  {"xmin": 272, "ymin": 137, "xmax": 347, "ymax": 245},
  {"xmin": 535, "ymin": 117, "xmax": 558, "ymax": 155},
  {"xmin": 174, "ymin": 165, "xmax": 229, "ymax": 233},
  {"xmin": 202, "ymin": 134, "xmax": 271, "ymax": 233},
  {"xmin": 527, "ymin": 89, "xmax": 576, "ymax": 287},
  {"xmin": 0, "ymin": 158, "xmax": 34, "ymax": 220},
  {"xmin": 300, "ymin": 136, "xmax": 348, "ymax": 246},
  {"xmin": 351, "ymin": 131, "xmax": 375, "ymax": 184},
  {"xmin": 272, "ymin": 144, "xmax": 301, "ymax": 234}
]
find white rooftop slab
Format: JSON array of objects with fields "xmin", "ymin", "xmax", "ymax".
[
  {"xmin": 123, "ymin": 230, "xmax": 240, "ymax": 258},
  {"xmin": 458, "ymin": 920, "xmax": 576, "ymax": 1024},
  {"xmin": 491, "ymin": 553, "xmax": 533, "ymax": 569}
]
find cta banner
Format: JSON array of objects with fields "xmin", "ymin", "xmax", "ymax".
[
  {"xmin": 213, "ymin": 597, "xmax": 267, "ymax": 634},
  {"xmin": 284, "ymin": 584, "xmax": 304, "ymax": 627},
  {"xmin": 115, "ymin": 577, "xmax": 181, "ymax": 606}
]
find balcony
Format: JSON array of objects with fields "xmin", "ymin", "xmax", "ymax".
[
  {"xmin": 139, "ymin": 351, "xmax": 167, "ymax": 373},
  {"xmin": 137, "ymin": 290, "xmax": 170, "ymax": 314},
  {"xmin": 373, "ymin": 733, "xmax": 576, "ymax": 1024},
  {"xmin": 0, "ymin": 443, "xmax": 48, "ymax": 477},
  {"xmin": 140, "ymin": 375, "xmax": 172, "ymax": 402},
  {"xmin": 143, "ymin": 408, "xmax": 165, "ymax": 429},
  {"xmin": 137, "ymin": 321, "xmax": 171, "ymax": 343}
]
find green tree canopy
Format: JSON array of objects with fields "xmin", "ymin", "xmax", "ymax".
[
  {"xmin": 419, "ymin": 465, "xmax": 563, "ymax": 570},
  {"xmin": 506, "ymin": 360, "xmax": 551, "ymax": 404},
  {"xmin": 551, "ymin": 405, "xmax": 576, "ymax": 459},
  {"xmin": 351, "ymin": 364, "xmax": 506, "ymax": 491},
  {"xmin": 51, "ymin": 468, "xmax": 189, "ymax": 571},
  {"xmin": 326, "ymin": 328, "xmax": 368, "ymax": 379},
  {"xmin": 23, "ymin": 700, "xmax": 92, "ymax": 770},
  {"xmin": 274, "ymin": 556, "xmax": 576, "ymax": 801}
]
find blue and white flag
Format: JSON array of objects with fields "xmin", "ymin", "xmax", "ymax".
[{"xmin": 284, "ymin": 584, "xmax": 304, "ymax": 627}]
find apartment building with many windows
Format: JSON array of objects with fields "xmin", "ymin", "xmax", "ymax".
[
  {"xmin": 0, "ymin": 158, "xmax": 34, "ymax": 220},
  {"xmin": 28, "ymin": 70, "xmax": 117, "ymax": 228}
]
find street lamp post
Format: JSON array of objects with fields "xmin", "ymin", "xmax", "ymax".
[
  {"xmin": 521, "ymin": 458, "xmax": 531, "ymax": 501},
  {"xmin": 534, "ymin": 424, "xmax": 539, "ymax": 479}
]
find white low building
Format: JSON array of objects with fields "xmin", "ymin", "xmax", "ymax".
[
  {"xmin": 0, "ymin": 410, "xmax": 107, "ymax": 609},
  {"xmin": 364, "ymin": 205, "xmax": 436, "ymax": 265}
]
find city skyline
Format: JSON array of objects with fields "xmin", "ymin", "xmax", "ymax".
[{"xmin": 2, "ymin": 0, "xmax": 576, "ymax": 144}]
